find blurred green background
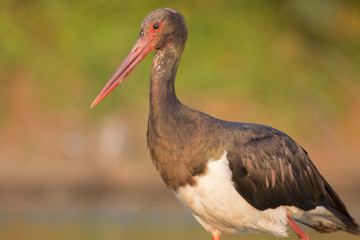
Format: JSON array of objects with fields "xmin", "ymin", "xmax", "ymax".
[{"xmin": 0, "ymin": 0, "xmax": 360, "ymax": 239}]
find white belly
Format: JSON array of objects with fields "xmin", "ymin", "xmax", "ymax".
[
  {"xmin": 172, "ymin": 151, "xmax": 289, "ymax": 237},
  {"xmin": 172, "ymin": 152, "xmax": 344, "ymax": 237}
]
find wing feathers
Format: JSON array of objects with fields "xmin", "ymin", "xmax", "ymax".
[
  {"xmin": 227, "ymin": 124, "xmax": 331, "ymax": 210},
  {"xmin": 225, "ymin": 123, "xmax": 358, "ymax": 233}
]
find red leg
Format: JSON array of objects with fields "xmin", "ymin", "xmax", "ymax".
[
  {"xmin": 212, "ymin": 229, "xmax": 220, "ymax": 240},
  {"xmin": 287, "ymin": 216, "xmax": 309, "ymax": 240}
]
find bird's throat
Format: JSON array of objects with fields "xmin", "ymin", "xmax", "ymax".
[{"xmin": 149, "ymin": 48, "xmax": 181, "ymax": 113}]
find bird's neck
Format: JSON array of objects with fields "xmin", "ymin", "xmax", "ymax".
[{"xmin": 149, "ymin": 47, "xmax": 182, "ymax": 114}]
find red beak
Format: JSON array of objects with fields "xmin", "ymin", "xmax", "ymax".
[{"xmin": 90, "ymin": 35, "xmax": 156, "ymax": 108}]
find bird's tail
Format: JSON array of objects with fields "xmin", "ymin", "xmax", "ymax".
[{"xmin": 318, "ymin": 177, "xmax": 360, "ymax": 235}]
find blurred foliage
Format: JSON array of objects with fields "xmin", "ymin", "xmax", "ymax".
[
  {"xmin": 1, "ymin": 0, "xmax": 359, "ymax": 118},
  {"xmin": 0, "ymin": 1, "xmax": 360, "ymax": 239}
]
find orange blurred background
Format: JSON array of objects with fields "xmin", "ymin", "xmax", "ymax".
[{"xmin": 0, "ymin": 0, "xmax": 359, "ymax": 239}]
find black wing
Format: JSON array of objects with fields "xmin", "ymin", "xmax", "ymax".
[{"xmin": 225, "ymin": 123, "xmax": 353, "ymax": 220}]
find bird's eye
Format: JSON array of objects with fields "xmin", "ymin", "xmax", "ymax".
[{"xmin": 153, "ymin": 22, "xmax": 160, "ymax": 30}]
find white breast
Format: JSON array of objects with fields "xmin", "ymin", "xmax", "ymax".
[{"xmin": 172, "ymin": 151, "xmax": 289, "ymax": 237}]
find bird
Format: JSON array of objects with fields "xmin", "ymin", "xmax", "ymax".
[{"xmin": 91, "ymin": 8, "xmax": 359, "ymax": 240}]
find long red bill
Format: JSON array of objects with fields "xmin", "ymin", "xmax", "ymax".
[{"xmin": 90, "ymin": 35, "xmax": 156, "ymax": 108}]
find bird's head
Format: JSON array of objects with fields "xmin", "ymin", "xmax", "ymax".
[
  {"xmin": 91, "ymin": 8, "xmax": 187, "ymax": 108},
  {"xmin": 141, "ymin": 8, "xmax": 187, "ymax": 51}
]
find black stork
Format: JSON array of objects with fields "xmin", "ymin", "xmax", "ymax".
[{"xmin": 91, "ymin": 8, "xmax": 359, "ymax": 240}]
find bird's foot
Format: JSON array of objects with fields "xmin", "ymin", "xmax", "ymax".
[
  {"xmin": 287, "ymin": 216, "xmax": 309, "ymax": 240},
  {"xmin": 212, "ymin": 229, "xmax": 220, "ymax": 240}
]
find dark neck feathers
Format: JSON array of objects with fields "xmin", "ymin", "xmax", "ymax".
[{"xmin": 149, "ymin": 47, "xmax": 181, "ymax": 114}]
